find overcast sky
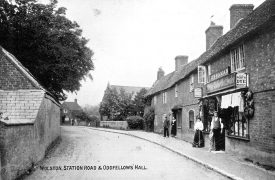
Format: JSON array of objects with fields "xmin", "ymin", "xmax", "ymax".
[{"xmin": 41, "ymin": 0, "xmax": 265, "ymax": 106}]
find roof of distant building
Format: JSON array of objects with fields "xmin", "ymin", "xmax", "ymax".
[
  {"xmin": 62, "ymin": 101, "xmax": 82, "ymax": 111},
  {"xmin": 146, "ymin": 0, "xmax": 275, "ymax": 97}
]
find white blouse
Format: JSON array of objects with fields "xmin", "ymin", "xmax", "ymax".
[{"xmin": 194, "ymin": 121, "xmax": 204, "ymax": 131}]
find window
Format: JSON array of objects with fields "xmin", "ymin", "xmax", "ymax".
[
  {"xmin": 175, "ymin": 84, "xmax": 178, "ymax": 97},
  {"xmin": 162, "ymin": 92, "xmax": 167, "ymax": 104},
  {"xmin": 190, "ymin": 75, "xmax": 194, "ymax": 92},
  {"xmin": 198, "ymin": 65, "xmax": 206, "ymax": 84},
  {"xmin": 189, "ymin": 110, "xmax": 194, "ymax": 129},
  {"xmin": 228, "ymin": 106, "xmax": 249, "ymax": 138},
  {"xmin": 153, "ymin": 96, "xmax": 157, "ymax": 105},
  {"xmin": 231, "ymin": 44, "xmax": 245, "ymax": 72},
  {"xmin": 207, "ymin": 64, "xmax": 211, "ymax": 82}
]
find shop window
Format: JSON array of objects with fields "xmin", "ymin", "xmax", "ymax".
[
  {"xmin": 175, "ymin": 84, "xmax": 178, "ymax": 97},
  {"xmin": 190, "ymin": 75, "xmax": 194, "ymax": 92},
  {"xmin": 189, "ymin": 110, "xmax": 194, "ymax": 129},
  {"xmin": 220, "ymin": 92, "xmax": 249, "ymax": 138},
  {"xmin": 162, "ymin": 92, "xmax": 167, "ymax": 104},
  {"xmin": 198, "ymin": 65, "xmax": 206, "ymax": 84},
  {"xmin": 230, "ymin": 44, "xmax": 245, "ymax": 72}
]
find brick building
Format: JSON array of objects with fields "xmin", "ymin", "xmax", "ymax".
[
  {"xmin": 146, "ymin": 0, "xmax": 275, "ymax": 166},
  {"xmin": 61, "ymin": 99, "xmax": 83, "ymax": 125},
  {"xmin": 0, "ymin": 47, "xmax": 61, "ymax": 180}
]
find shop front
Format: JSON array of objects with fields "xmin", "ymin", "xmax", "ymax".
[{"xmin": 201, "ymin": 70, "xmax": 253, "ymax": 150}]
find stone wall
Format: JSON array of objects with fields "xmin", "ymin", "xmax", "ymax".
[
  {"xmin": 100, "ymin": 121, "xmax": 128, "ymax": 130},
  {"xmin": 0, "ymin": 95, "xmax": 60, "ymax": 180}
]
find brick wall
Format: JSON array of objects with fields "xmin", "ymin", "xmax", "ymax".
[
  {"xmin": 0, "ymin": 52, "xmax": 35, "ymax": 90},
  {"xmin": 152, "ymin": 71, "xmax": 202, "ymax": 142},
  {"xmin": 0, "ymin": 96, "xmax": 60, "ymax": 180}
]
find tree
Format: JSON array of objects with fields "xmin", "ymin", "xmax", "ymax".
[
  {"xmin": 0, "ymin": 0, "xmax": 94, "ymax": 100},
  {"xmin": 132, "ymin": 88, "xmax": 148, "ymax": 117}
]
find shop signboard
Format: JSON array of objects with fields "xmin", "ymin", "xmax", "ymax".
[
  {"xmin": 236, "ymin": 73, "xmax": 248, "ymax": 88},
  {"xmin": 209, "ymin": 67, "xmax": 230, "ymax": 82},
  {"xmin": 206, "ymin": 73, "xmax": 235, "ymax": 94},
  {"xmin": 194, "ymin": 88, "xmax": 202, "ymax": 98}
]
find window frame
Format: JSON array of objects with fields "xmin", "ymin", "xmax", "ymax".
[
  {"xmin": 162, "ymin": 92, "xmax": 167, "ymax": 104},
  {"xmin": 190, "ymin": 75, "xmax": 194, "ymax": 92},
  {"xmin": 230, "ymin": 44, "xmax": 245, "ymax": 72},
  {"xmin": 189, "ymin": 110, "xmax": 195, "ymax": 129},
  {"xmin": 198, "ymin": 65, "xmax": 206, "ymax": 84},
  {"xmin": 175, "ymin": 84, "xmax": 178, "ymax": 98}
]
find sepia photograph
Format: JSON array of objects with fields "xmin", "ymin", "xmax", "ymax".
[{"xmin": 0, "ymin": 0, "xmax": 274, "ymax": 179}]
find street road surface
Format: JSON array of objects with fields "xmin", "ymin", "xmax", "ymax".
[{"xmin": 25, "ymin": 126, "xmax": 229, "ymax": 180}]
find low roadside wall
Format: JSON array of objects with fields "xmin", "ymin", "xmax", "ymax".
[{"xmin": 100, "ymin": 121, "xmax": 128, "ymax": 130}]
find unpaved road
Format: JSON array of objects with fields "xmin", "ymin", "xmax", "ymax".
[{"xmin": 25, "ymin": 126, "xmax": 228, "ymax": 180}]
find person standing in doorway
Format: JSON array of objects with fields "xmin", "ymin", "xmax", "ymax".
[
  {"xmin": 171, "ymin": 116, "xmax": 177, "ymax": 137},
  {"xmin": 163, "ymin": 115, "xmax": 170, "ymax": 137},
  {"xmin": 210, "ymin": 111, "xmax": 224, "ymax": 151}
]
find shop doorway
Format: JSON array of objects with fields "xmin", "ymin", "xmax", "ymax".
[{"xmin": 172, "ymin": 108, "xmax": 182, "ymax": 136}]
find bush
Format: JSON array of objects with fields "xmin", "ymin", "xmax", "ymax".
[
  {"xmin": 143, "ymin": 107, "xmax": 154, "ymax": 132},
  {"xmin": 126, "ymin": 116, "xmax": 144, "ymax": 130}
]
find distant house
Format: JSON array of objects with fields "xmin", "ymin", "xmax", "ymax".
[
  {"xmin": 0, "ymin": 46, "xmax": 60, "ymax": 180},
  {"xmin": 61, "ymin": 99, "xmax": 83, "ymax": 125}
]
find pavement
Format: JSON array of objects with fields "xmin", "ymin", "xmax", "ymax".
[{"xmin": 89, "ymin": 127, "xmax": 275, "ymax": 180}]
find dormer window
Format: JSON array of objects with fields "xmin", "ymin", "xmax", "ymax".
[{"xmin": 231, "ymin": 44, "xmax": 245, "ymax": 72}]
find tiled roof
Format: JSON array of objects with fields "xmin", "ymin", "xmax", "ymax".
[
  {"xmin": 146, "ymin": 0, "xmax": 275, "ymax": 97},
  {"xmin": 0, "ymin": 90, "xmax": 44, "ymax": 125},
  {"xmin": 62, "ymin": 101, "xmax": 82, "ymax": 111},
  {"xmin": 0, "ymin": 47, "xmax": 44, "ymax": 90},
  {"xmin": 110, "ymin": 85, "xmax": 149, "ymax": 95}
]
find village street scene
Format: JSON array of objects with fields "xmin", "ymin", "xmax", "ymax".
[{"xmin": 0, "ymin": 0, "xmax": 275, "ymax": 180}]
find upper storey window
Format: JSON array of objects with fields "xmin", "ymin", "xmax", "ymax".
[{"xmin": 231, "ymin": 44, "xmax": 245, "ymax": 72}]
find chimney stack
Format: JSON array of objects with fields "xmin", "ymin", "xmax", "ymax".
[
  {"xmin": 230, "ymin": 4, "xmax": 254, "ymax": 29},
  {"xmin": 74, "ymin": 99, "xmax": 77, "ymax": 103},
  {"xmin": 175, "ymin": 55, "xmax": 188, "ymax": 71},
  {"xmin": 157, "ymin": 67, "xmax": 165, "ymax": 80},
  {"xmin": 205, "ymin": 21, "xmax": 223, "ymax": 50}
]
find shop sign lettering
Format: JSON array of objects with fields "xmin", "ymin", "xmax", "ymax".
[
  {"xmin": 236, "ymin": 73, "xmax": 248, "ymax": 88},
  {"xmin": 194, "ymin": 88, "xmax": 202, "ymax": 98},
  {"xmin": 210, "ymin": 67, "xmax": 230, "ymax": 82},
  {"xmin": 206, "ymin": 73, "xmax": 235, "ymax": 94}
]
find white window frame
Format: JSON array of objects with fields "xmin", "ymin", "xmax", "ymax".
[
  {"xmin": 190, "ymin": 75, "xmax": 194, "ymax": 92},
  {"xmin": 175, "ymin": 84, "xmax": 178, "ymax": 98},
  {"xmin": 231, "ymin": 44, "xmax": 245, "ymax": 72},
  {"xmin": 207, "ymin": 64, "xmax": 211, "ymax": 82},
  {"xmin": 153, "ymin": 96, "xmax": 157, "ymax": 105},
  {"xmin": 198, "ymin": 65, "xmax": 206, "ymax": 84},
  {"xmin": 162, "ymin": 92, "xmax": 167, "ymax": 104}
]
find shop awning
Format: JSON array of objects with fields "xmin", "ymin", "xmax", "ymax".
[
  {"xmin": 202, "ymin": 87, "xmax": 247, "ymax": 99},
  {"xmin": 171, "ymin": 105, "xmax": 183, "ymax": 110}
]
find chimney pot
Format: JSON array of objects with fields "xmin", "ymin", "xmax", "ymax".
[
  {"xmin": 157, "ymin": 67, "xmax": 165, "ymax": 80},
  {"xmin": 230, "ymin": 4, "xmax": 254, "ymax": 29},
  {"xmin": 175, "ymin": 55, "xmax": 188, "ymax": 71}
]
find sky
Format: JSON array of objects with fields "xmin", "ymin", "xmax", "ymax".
[{"xmin": 40, "ymin": 0, "xmax": 265, "ymax": 107}]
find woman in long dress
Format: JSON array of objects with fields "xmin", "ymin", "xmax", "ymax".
[
  {"xmin": 171, "ymin": 117, "xmax": 177, "ymax": 137},
  {"xmin": 192, "ymin": 117, "xmax": 204, "ymax": 147}
]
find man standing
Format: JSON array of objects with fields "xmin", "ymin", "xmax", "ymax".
[{"xmin": 163, "ymin": 115, "xmax": 170, "ymax": 137}]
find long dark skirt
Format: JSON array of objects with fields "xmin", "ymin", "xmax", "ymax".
[
  {"xmin": 171, "ymin": 122, "xmax": 177, "ymax": 136},
  {"xmin": 213, "ymin": 128, "xmax": 224, "ymax": 151},
  {"xmin": 193, "ymin": 130, "xmax": 204, "ymax": 147}
]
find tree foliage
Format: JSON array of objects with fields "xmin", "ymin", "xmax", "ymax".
[
  {"xmin": 99, "ymin": 85, "xmax": 148, "ymax": 121},
  {"xmin": 0, "ymin": 0, "xmax": 94, "ymax": 100}
]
